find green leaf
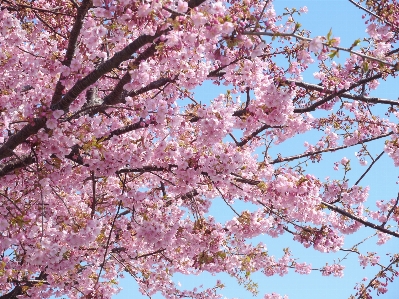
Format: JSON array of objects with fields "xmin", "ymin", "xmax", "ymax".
[
  {"xmin": 350, "ymin": 38, "xmax": 361, "ymax": 50},
  {"xmin": 326, "ymin": 28, "xmax": 333, "ymax": 41},
  {"xmin": 328, "ymin": 50, "xmax": 337, "ymax": 59}
]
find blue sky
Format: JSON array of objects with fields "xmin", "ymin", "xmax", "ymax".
[{"xmin": 115, "ymin": 1, "xmax": 399, "ymax": 299}]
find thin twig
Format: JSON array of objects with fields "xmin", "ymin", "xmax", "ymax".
[
  {"xmin": 229, "ymin": 133, "xmax": 239, "ymax": 145},
  {"xmin": 270, "ymin": 132, "xmax": 392, "ymax": 164},
  {"xmin": 349, "ymin": 0, "xmax": 398, "ymax": 29},
  {"xmin": 95, "ymin": 200, "xmax": 123, "ymax": 287},
  {"xmin": 356, "ymin": 256, "xmax": 399, "ymax": 299},
  {"xmin": 90, "ymin": 171, "xmax": 97, "ymax": 219},
  {"xmin": 243, "ymin": 31, "xmax": 395, "ymax": 67},
  {"xmin": 50, "ymin": 186, "xmax": 79, "ymax": 227},
  {"xmin": 136, "ymin": 248, "xmax": 166, "ymax": 260},
  {"xmin": 354, "ymin": 151, "xmax": 384, "ymax": 185},
  {"xmin": 381, "ymin": 192, "xmax": 399, "ymax": 228},
  {"xmin": 209, "ymin": 176, "xmax": 240, "ymax": 217},
  {"xmin": 289, "ymin": 80, "xmax": 399, "ymax": 106},
  {"xmin": 33, "ymin": 10, "xmax": 68, "ymax": 39},
  {"xmin": 253, "ymin": 0, "xmax": 271, "ymax": 31}
]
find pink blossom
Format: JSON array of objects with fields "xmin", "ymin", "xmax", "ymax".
[
  {"xmin": 309, "ymin": 36, "xmax": 323, "ymax": 52},
  {"xmin": 264, "ymin": 293, "xmax": 288, "ymax": 299},
  {"xmin": 366, "ymin": 23, "xmax": 378, "ymax": 39},
  {"xmin": 46, "ymin": 118, "xmax": 58, "ymax": 129},
  {"xmin": 137, "ymin": 3, "xmax": 151, "ymax": 17},
  {"xmin": 221, "ymin": 22, "xmax": 234, "ymax": 35},
  {"xmin": 0, "ymin": 2, "xmax": 398, "ymax": 299},
  {"xmin": 52, "ymin": 110, "xmax": 64, "ymax": 119},
  {"xmin": 300, "ymin": 6, "xmax": 308, "ymax": 13},
  {"xmin": 331, "ymin": 37, "xmax": 340, "ymax": 47},
  {"xmin": 340, "ymin": 157, "xmax": 349, "ymax": 165},
  {"xmin": 294, "ymin": 262, "xmax": 312, "ymax": 274},
  {"xmin": 376, "ymin": 232, "xmax": 392, "ymax": 245},
  {"xmin": 176, "ymin": 0, "xmax": 188, "ymax": 13},
  {"xmin": 322, "ymin": 264, "xmax": 345, "ymax": 277}
]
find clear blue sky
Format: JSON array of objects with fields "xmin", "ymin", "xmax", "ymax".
[{"xmin": 115, "ymin": 1, "xmax": 399, "ymax": 299}]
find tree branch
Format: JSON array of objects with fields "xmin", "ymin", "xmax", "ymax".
[
  {"xmin": 354, "ymin": 151, "xmax": 384, "ymax": 185},
  {"xmin": 243, "ymin": 31, "xmax": 395, "ymax": 67},
  {"xmin": 293, "ymin": 73, "xmax": 385, "ymax": 113},
  {"xmin": 349, "ymin": 0, "xmax": 398, "ymax": 29},
  {"xmin": 90, "ymin": 171, "xmax": 97, "ymax": 219},
  {"xmin": 0, "ymin": 117, "xmax": 46, "ymax": 160},
  {"xmin": 289, "ymin": 80, "xmax": 399, "ymax": 106},
  {"xmin": 270, "ymin": 132, "xmax": 392, "ymax": 164},
  {"xmin": 50, "ymin": 0, "xmax": 93, "ymax": 106},
  {"xmin": 381, "ymin": 193, "xmax": 399, "ymax": 228},
  {"xmin": 95, "ymin": 200, "xmax": 123, "ymax": 287},
  {"xmin": 0, "ymin": 154, "xmax": 36, "ymax": 176},
  {"xmin": 321, "ymin": 201, "xmax": 399, "ymax": 238}
]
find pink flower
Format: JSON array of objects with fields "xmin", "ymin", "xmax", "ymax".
[
  {"xmin": 137, "ymin": 3, "xmax": 151, "ymax": 17},
  {"xmin": 322, "ymin": 264, "xmax": 345, "ymax": 277},
  {"xmin": 340, "ymin": 157, "xmax": 349, "ymax": 165},
  {"xmin": 366, "ymin": 23, "xmax": 378, "ymax": 39},
  {"xmin": 191, "ymin": 12, "xmax": 207, "ymax": 27},
  {"xmin": 376, "ymin": 232, "xmax": 391, "ymax": 245},
  {"xmin": 93, "ymin": 0, "xmax": 102, "ymax": 6},
  {"xmin": 52, "ymin": 110, "xmax": 64, "ymax": 119},
  {"xmin": 176, "ymin": 0, "xmax": 188, "ymax": 13},
  {"xmin": 300, "ymin": 6, "xmax": 308, "ymax": 13},
  {"xmin": 294, "ymin": 262, "xmax": 312, "ymax": 274},
  {"xmin": 331, "ymin": 37, "xmax": 340, "ymax": 47},
  {"xmin": 309, "ymin": 36, "xmax": 323, "ymax": 52},
  {"xmin": 367, "ymin": 79, "xmax": 379, "ymax": 90},
  {"xmin": 221, "ymin": 22, "xmax": 234, "ymax": 35},
  {"xmin": 46, "ymin": 118, "xmax": 58, "ymax": 129},
  {"xmin": 264, "ymin": 293, "xmax": 288, "ymax": 299}
]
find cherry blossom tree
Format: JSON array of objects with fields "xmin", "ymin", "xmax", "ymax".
[{"xmin": 0, "ymin": 0, "xmax": 398, "ymax": 298}]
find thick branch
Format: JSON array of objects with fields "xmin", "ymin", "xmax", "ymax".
[
  {"xmin": 0, "ymin": 118, "xmax": 46, "ymax": 160},
  {"xmin": 51, "ymin": 0, "xmax": 93, "ymax": 105},
  {"xmin": 0, "ymin": 279, "xmax": 49, "ymax": 299},
  {"xmin": 103, "ymin": 119, "xmax": 156, "ymax": 141},
  {"xmin": 51, "ymin": 33, "xmax": 164, "ymax": 112},
  {"xmin": 127, "ymin": 77, "xmax": 175, "ymax": 98},
  {"xmin": 0, "ymin": 154, "xmax": 36, "ymax": 176},
  {"xmin": 52, "ymin": 0, "xmax": 208, "ymax": 112},
  {"xmin": 0, "ymin": 286, "xmax": 23, "ymax": 299},
  {"xmin": 103, "ymin": 43, "xmax": 159, "ymax": 106}
]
